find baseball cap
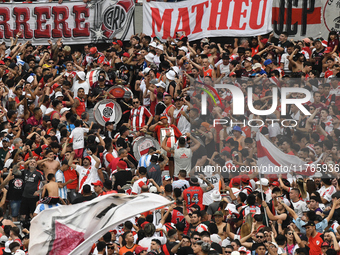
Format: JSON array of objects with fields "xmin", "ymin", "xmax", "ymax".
[
  {"xmin": 229, "ymin": 72, "xmax": 236, "ymax": 77},
  {"xmin": 60, "ymin": 108, "xmax": 70, "ymax": 115},
  {"xmin": 222, "ymin": 53, "xmax": 230, "ymax": 60},
  {"xmin": 232, "ymin": 177, "xmax": 241, "ymax": 186},
  {"xmin": 238, "ymin": 247, "xmax": 247, "ymax": 252},
  {"xmin": 149, "ymin": 186, "xmax": 158, "ymax": 193},
  {"xmin": 178, "ymin": 46, "xmax": 188, "ymax": 53},
  {"xmin": 233, "ymin": 126, "xmax": 242, "ymax": 132},
  {"xmin": 77, "ymin": 71, "xmax": 86, "ymax": 81},
  {"xmin": 135, "ymin": 246, "xmax": 148, "ymax": 254},
  {"xmin": 55, "ymin": 91, "xmax": 63, "ymax": 98},
  {"xmin": 241, "ymin": 174, "xmax": 250, "ymax": 184},
  {"xmin": 0, "ymin": 235, "xmax": 8, "ymax": 244},
  {"xmin": 302, "ymin": 221, "xmax": 315, "ymax": 228},
  {"xmin": 84, "ymin": 155, "xmax": 92, "ymax": 163},
  {"xmin": 113, "ymin": 40, "xmax": 123, "ymax": 47},
  {"xmin": 105, "ymin": 121, "xmax": 115, "ymax": 126},
  {"xmin": 271, "ymin": 181, "xmax": 280, "ymax": 187},
  {"xmin": 253, "ymin": 63, "xmax": 262, "ymax": 69},
  {"xmin": 117, "ymin": 161, "xmax": 127, "ymax": 170},
  {"xmin": 103, "ymin": 61, "xmax": 110, "ymax": 66},
  {"xmin": 122, "ymin": 52, "xmax": 130, "ymax": 58},
  {"xmin": 90, "ymin": 47, "xmax": 98, "ymax": 55},
  {"xmin": 324, "ymin": 47, "xmax": 332, "ymax": 53},
  {"xmin": 321, "ymin": 241, "xmax": 330, "ymax": 247},
  {"xmin": 264, "ymin": 59, "xmax": 272, "ymax": 66},
  {"xmin": 214, "ymin": 210, "xmax": 224, "ymax": 217},
  {"xmin": 98, "ymin": 75, "xmax": 105, "ymax": 82},
  {"xmin": 256, "ymin": 178, "xmax": 269, "ymax": 186},
  {"xmin": 91, "ymin": 180, "xmax": 103, "ymax": 187},
  {"xmin": 189, "ymin": 177, "xmax": 199, "ymax": 186},
  {"xmin": 2, "ymin": 137, "xmax": 10, "ymax": 143}
]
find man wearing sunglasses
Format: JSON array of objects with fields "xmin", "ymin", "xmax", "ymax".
[{"xmin": 128, "ymin": 98, "xmax": 153, "ymax": 132}]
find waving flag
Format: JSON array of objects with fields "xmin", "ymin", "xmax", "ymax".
[
  {"xmin": 29, "ymin": 193, "xmax": 172, "ymax": 255},
  {"xmin": 256, "ymin": 132, "xmax": 320, "ymax": 175}
]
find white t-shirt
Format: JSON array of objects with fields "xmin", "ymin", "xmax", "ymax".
[
  {"xmin": 280, "ymin": 53, "xmax": 290, "ymax": 73},
  {"xmin": 139, "ymin": 80, "xmax": 151, "ymax": 106},
  {"xmin": 291, "ymin": 200, "xmax": 307, "ymax": 218},
  {"xmin": 75, "ymin": 165, "xmax": 98, "ymax": 193},
  {"xmin": 172, "ymin": 179, "xmax": 190, "ymax": 191},
  {"xmin": 131, "ymin": 177, "xmax": 147, "ymax": 195},
  {"xmin": 69, "ymin": 127, "xmax": 89, "ymax": 150},
  {"xmin": 268, "ymin": 122, "xmax": 281, "ymax": 138},
  {"xmin": 174, "ymin": 147, "xmax": 192, "ymax": 176},
  {"xmin": 199, "ymin": 173, "xmax": 220, "ymax": 206},
  {"xmin": 72, "ymin": 80, "xmax": 90, "ymax": 97},
  {"xmin": 318, "ymin": 185, "xmax": 336, "ymax": 206}
]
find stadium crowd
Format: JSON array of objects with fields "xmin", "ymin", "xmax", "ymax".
[{"xmin": 0, "ymin": 28, "xmax": 338, "ymax": 255}]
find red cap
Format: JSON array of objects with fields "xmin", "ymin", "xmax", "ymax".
[
  {"xmin": 222, "ymin": 146, "xmax": 231, "ymax": 153},
  {"xmin": 324, "ymin": 47, "xmax": 332, "ymax": 53},
  {"xmin": 90, "ymin": 47, "xmax": 98, "ymax": 55},
  {"xmin": 229, "ymin": 72, "xmax": 236, "ymax": 77},
  {"xmin": 41, "ymin": 144, "xmax": 48, "ymax": 150},
  {"xmin": 122, "ymin": 52, "xmax": 130, "ymax": 58},
  {"xmin": 160, "ymin": 116, "xmax": 167, "ymax": 120},
  {"xmin": 103, "ymin": 61, "xmax": 110, "ymax": 66},
  {"xmin": 117, "ymin": 161, "xmax": 127, "ymax": 170},
  {"xmin": 232, "ymin": 177, "xmax": 241, "ymax": 186},
  {"xmin": 52, "ymin": 83, "xmax": 61, "ymax": 90},
  {"xmin": 241, "ymin": 174, "xmax": 250, "ymax": 184},
  {"xmin": 135, "ymin": 246, "xmax": 148, "ymax": 254},
  {"xmin": 271, "ymin": 181, "xmax": 280, "ymax": 187},
  {"xmin": 91, "ymin": 180, "xmax": 103, "ymax": 187},
  {"xmin": 84, "ymin": 156, "xmax": 92, "ymax": 163},
  {"xmin": 0, "ymin": 61, "xmax": 5, "ymax": 65},
  {"xmin": 113, "ymin": 40, "xmax": 123, "ymax": 47},
  {"xmin": 321, "ymin": 241, "xmax": 330, "ymax": 247}
]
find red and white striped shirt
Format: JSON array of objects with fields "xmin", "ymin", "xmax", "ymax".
[{"xmin": 129, "ymin": 106, "xmax": 152, "ymax": 131}]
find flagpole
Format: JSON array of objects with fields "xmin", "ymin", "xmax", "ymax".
[{"xmin": 259, "ymin": 170, "xmax": 269, "ymax": 227}]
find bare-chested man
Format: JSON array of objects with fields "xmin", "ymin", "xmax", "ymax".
[{"xmin": 39, "ymin": 150, "xmax": 60, "ymax": 178}]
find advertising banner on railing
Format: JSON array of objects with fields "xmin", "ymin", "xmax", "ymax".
[
  {"xmin": 143, "ymin": 0, "xmax": 273, "ymax": 41},
  {"xmin": 0, "ymin": 0, "xmax": 135, "ymax": 45}
]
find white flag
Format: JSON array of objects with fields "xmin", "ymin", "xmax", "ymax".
[{"xmin": 29, "ymin": 193, "xmax": 172, "ymax": 255}]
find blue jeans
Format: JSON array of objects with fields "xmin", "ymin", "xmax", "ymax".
[{"xmin": 10, "ymin": 200, "xmax": 21, "ymax": 217}]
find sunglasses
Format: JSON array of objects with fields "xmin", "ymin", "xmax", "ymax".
[
  {"xmin": 287, "ymin": 232, "xmax": 293, "ymax": 235},
  {"xmin": 132, "ymin": 101, "xmax": 139, "ymax": 104},
  {"xmin": 256, "ymin": 236, "xmax": 264, "ymax": 238},
  {"xmin": 193, "ymin": 237, "xmax": 200, "ymax": 240},
  {"xmin": 48, "ymin": 62, "xmax": 54, "ymax": 64}
]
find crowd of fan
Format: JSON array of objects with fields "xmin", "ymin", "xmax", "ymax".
[{"xmin": 0, "ymin": 29, "xmax": 338, "ymax": 255}]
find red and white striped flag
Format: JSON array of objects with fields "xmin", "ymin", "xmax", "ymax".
[{"xmin": 256, "ymin": 132, "xmax": 320, "ymax": 175}]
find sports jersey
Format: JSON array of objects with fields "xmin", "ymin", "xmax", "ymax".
[
  {"xmin": 75, "ymin": 165, "xmax": 98, "ymax": 193},
  {"xmin": 199, "ymin": 174, "xmax": 220, "ymax": 206},
  {"xmin": 129, "ymin": 106, "xmax": 152, "ymax": 132},
  {"xmin": 171, "ymin": 207, "xmax": 190, "ymax": 234},
  {"xmin": 172, "ymin": 179, "xmax": 190, "ymax": 191},
  {"xmin": 138, "ymin": 154, "xmax": 152, "ymax": 168},
  {"xmin": 131, "ymin": 177, "xmax": 148, "ymax": 195},
  {"xmin": 183, "ymin": 186, "xmax": 204, "ymax": 210},
  {"xmin": 55, "ymin": 169, "xmax": 67, "ymax": 200}
]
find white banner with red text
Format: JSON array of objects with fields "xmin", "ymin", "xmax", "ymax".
[
  {"xmin": 0, "ymin": 0, "xmax": 135, "ymax": 45},
  {"xmin": 143, "ymin": 0, "xmax": 273, "ymax": 41}
]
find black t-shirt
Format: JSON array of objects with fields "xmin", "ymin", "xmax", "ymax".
[
  {"xmin": 22, "ymin": 169, "xmax": 44, "ymax": 198},
  {"xmin": 155, "ymin": 102, "xmax": 166, "ymax": 116},
  {"xmin": 7, "ymin": 173, "xmax": 24, "ymax": 200},
  {"xmin": 147, "ymin": 163, "xmax": 162, "ymax": 186},
  {"xmin": 167, "ymin": 80, "xmax": 177, "ymax": 97},
  {"xmin": 113, "ymin": 170, "xmax": 133, "ymax": 190},
  {"xmin": 311, "ymin": 48, "xmax": 325, "ymax": 74},
  {"xmin": 116, "ymin": 137, "xmax": 132, "ymax": 150},
  {"xmin": 0, "ymin": 148, "xmax": 8, "ymax": 170},
  {"xmin": 72, "ymin": 194, "xmax": 97, "ymax": 204},
  {"xmin": 177, "ymin": 246, "xmax": 194, "ymax": 255},
  {"xmin": 115, "ymin": 62, "xmax": 133, "ymax": 85},
  {"xmin": 164, "ymin": 241, "xmax": 177, "ymax": 255}
]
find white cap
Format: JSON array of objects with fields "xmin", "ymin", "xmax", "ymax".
[
  {"xmin": 1, "ymin": 129, "xmax": 8, "ymax": 133},
  {"xmin": 156, "ymin": 44, "xmax": 164, "ymax": 51},
  {"xmin": 77, "ymin": 71, "xmax": 86, "ymax": 81},
  {"xmin": 145, "ymin": 53, "xmax": 155, "ymax": 63},
  {"xmin": 253, "ymin": 63, "xmax": 262, "ymax": 70},
  {"xmin": 27, "ymin": 76, "xmax": 34, "ymax": 84},
  {"xmin": 156, "ymin": 81, "xmax": 166, "ymax": 89},
  {"xmin": 0, "ymin": 235, "xmax": 8, "ymax": 244},
  {"xmin": 172, "ymin": 66, "xmax": 180, "ymax": 74},
  {"xmin": 312, "ymin": 172, "xmax": 323, "ymax": 178},
  {"xmin": 231, "ymin": 252, "xmax": 240, "ymax": 255},
  {"xmin": 149, "ymin": 41, "xmax": 157, "ymax": 48},
  {"xmin": 142, "ymin": 67, "xmax": 151, "ymax": 75},
  {"xmin": 149, "ymin": 186, "xmax": 158, "ymax": 193},
  {"xmin": 210, "ymin": 234, "xmax": 222, "ymax": 246},
  {"xmin": 55, "ymin": 91, "xmax": 63, "ymax": 98},
  {"xmin": 178, "ymin": 46, "xmax": 188, "ymax": 53},
  {"xmin": 60, "ymin": 108, "xmax": 70, "ymax": 114},
  {"xmin": 166, "ymin": 70, "xmax": 176, "ymax": 80},
  {"xmin": 256, "ymin": 178, "xmax": 269, "ymax": 186},
  {"xmin": 210, "ymin": 190, "xmax": 221, "ymax": 202}
]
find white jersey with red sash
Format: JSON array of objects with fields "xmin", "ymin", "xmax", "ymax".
[
  {"xmin": 173, "ymin": 105, "xmax": 190, "ymax": 134},
  {"xmin": 163, "ymin": 105, "xmax": 175, "ymax": 125},
  {"xmin": 129, "ymin": 106, "xmax": 152, "ymax": 132},
  {"xmin": 160, "ymin": 127, "xmax": 176, "ymax": 157}
]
